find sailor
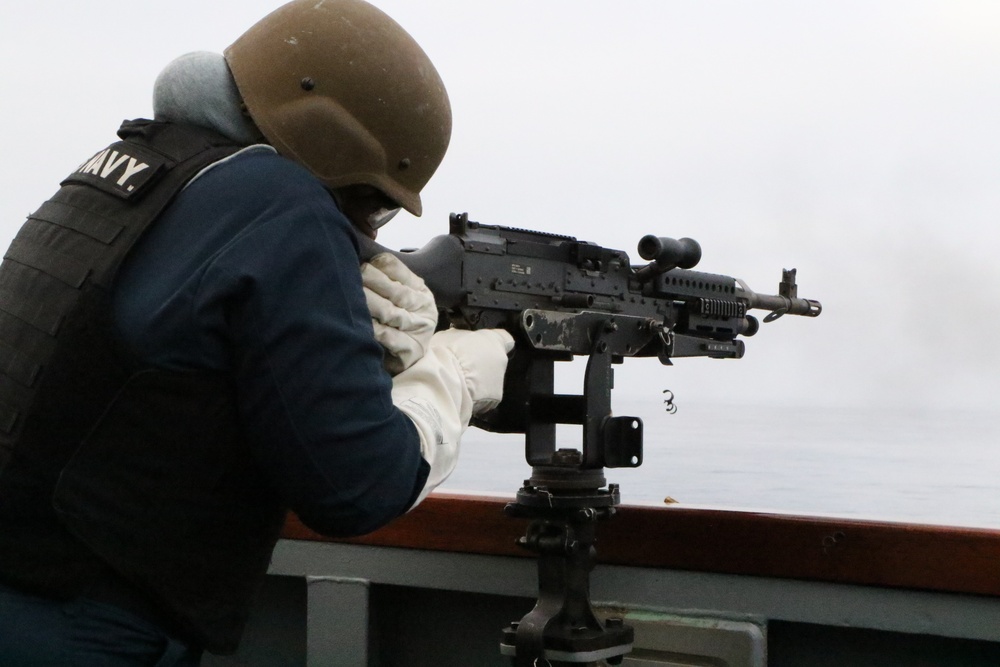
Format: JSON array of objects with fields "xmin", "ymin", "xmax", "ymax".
[{"xmin": 0, "ymin": 1, "xmax": 513, "ymax": 664}]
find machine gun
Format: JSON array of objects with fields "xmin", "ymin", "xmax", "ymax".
[{"xmin": 360, "ymin": 212, "xmax": 821, "ymax": 666}]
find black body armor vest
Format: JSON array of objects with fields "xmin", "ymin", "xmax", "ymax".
[{"xmin": 0, "ymin": 120, "xmax": 287, "ymax": 653}]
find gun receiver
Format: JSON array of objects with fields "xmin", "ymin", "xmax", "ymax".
[{"xmin": 359, "ymin": 211, "xmax": 821, "ymax": 367}]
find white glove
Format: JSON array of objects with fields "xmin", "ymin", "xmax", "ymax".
[
  {"xmin": 392, "ymin": 328, "xmax": 515, "ymax": 508},
  {"xmin": 361, "ymin": 253, "xmax": 438, "ymax": 375}
]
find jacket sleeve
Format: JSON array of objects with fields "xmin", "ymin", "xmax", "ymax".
[
  {"xmin": 115, "ymin": 153, "xmax": 429, "ymax": 537},
  {"xmin": 212, "ymin": 194, "xmax": 430, "ymax": 536}
]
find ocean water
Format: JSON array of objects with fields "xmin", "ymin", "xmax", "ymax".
[{"xmin": 440, "ymin": 401, "xmax": 1000, "ymax": 529}]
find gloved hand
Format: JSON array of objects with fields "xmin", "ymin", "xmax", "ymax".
[
  {"xmin": 361, "ymin": 253, "xmax": 438, "ymax": 375},
  {"xmin": 391, "ymin": 328, "xmax": 515, "ymax": 507}
]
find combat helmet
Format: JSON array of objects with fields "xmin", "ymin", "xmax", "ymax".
[{"xmin": 225, "ymin": 0, "xmax": 451, "ymax": 216}]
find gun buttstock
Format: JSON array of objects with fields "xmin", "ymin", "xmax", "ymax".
[{"xmin": 355, "ymin": 231, "xmax": 466, "ymax": 309}]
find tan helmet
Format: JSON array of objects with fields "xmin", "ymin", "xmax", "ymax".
[{"xmin": 224, "ymin": 0, "xmax": 451, "ymax": 216}]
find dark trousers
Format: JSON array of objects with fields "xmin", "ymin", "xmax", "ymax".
[{"xmin": 0, "ymin": 583, "xmax": 202, "ymax": 666}]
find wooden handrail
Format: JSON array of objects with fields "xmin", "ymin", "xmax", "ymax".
[{"xmin": 281, "ymin": 493, "xmax": 1000, "ymax": 598}]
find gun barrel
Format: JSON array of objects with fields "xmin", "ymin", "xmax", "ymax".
[
  {"xmin": 736, "ymin": 268, "xmax": 822, "ymax": 321},
  {"xmin": 747, "ymin": 291, "xmax": 822, "ymax": 319}
]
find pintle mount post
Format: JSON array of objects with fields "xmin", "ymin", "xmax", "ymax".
[{"xmin": 500, "ymin": 321, "xmax": 636, "ymax": 666}]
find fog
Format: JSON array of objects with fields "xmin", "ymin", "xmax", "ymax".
[{"xmin": 2, "ymin": 1, "xmax": 998, "ymax": 412}]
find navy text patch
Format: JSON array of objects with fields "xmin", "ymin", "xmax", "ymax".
[{"xmin": 61, "ymin": 141, "xmax": 166, "ymax": 199}]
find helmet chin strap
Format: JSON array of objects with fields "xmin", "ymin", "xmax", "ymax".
[
  {"xmin": 331, "ymin": 186, "xmax": 401, "ymax": 240},
  {"xmin": 368, "ymin": 207, "xmax": 400, "ymax": 231}
]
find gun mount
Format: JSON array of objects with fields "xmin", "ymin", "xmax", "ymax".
[{"xmin": 358, "ymin": 212, "xmax": 821, "ymax": 665}]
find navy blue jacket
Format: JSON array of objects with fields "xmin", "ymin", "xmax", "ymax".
[{"xmin": 113, "ymin": 147, "xmax": 429, "ymax": 537}]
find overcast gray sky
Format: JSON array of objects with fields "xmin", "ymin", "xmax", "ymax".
[{"xmin": 2, "ymin": 1, "xmax": 998, "ymax": 412}]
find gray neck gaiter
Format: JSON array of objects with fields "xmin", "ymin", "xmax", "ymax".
[{"xmin": 152, "ymin": 51, "xmax": 263, "ymax": 146}]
